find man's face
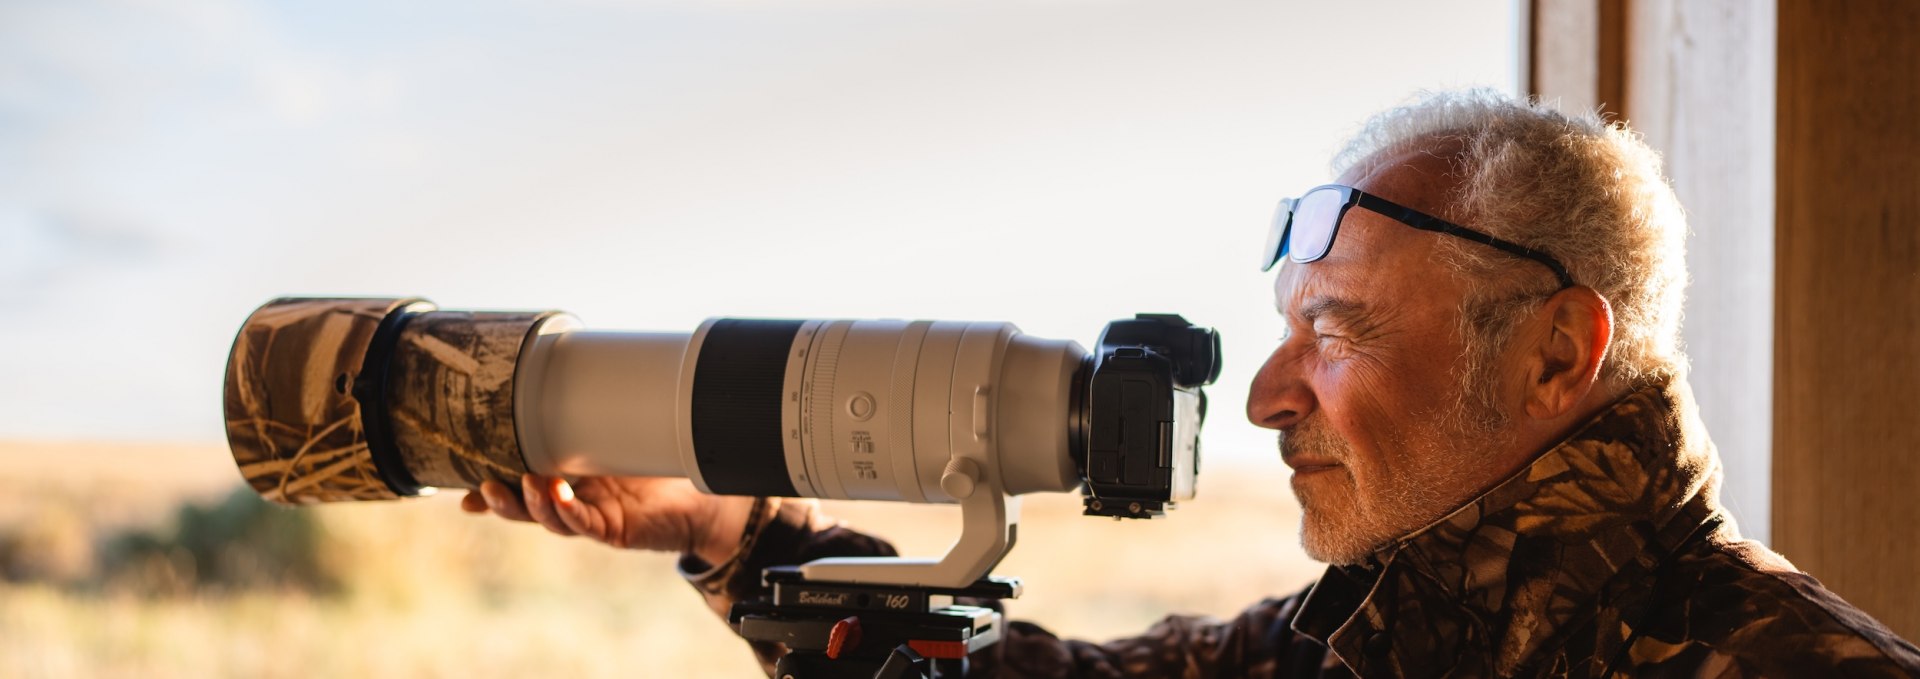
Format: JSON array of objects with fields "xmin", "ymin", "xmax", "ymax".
[{"xmin": 1247, "ymin": 154, "xmax": 1512, "ymax": 565}]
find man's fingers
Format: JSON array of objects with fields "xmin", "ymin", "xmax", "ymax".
[
  {"xmin": 474, "ymin": 475, "xmax": 628, "ymax": 548},
  {"xmin": 522, "ymin": 474, "xmax": 578, "ymax": 537},
  {"xmin": 480, "ymin": 481, "xmax": 535, "ymax": 522},
  {"xmin": 552, "ymin": 480, "xmax": 613, "ymax": 543}
]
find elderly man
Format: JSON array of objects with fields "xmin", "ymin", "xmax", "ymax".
[{"xmin": 467, "ymin": 90, "xmax": 1920, "ymax": 677}]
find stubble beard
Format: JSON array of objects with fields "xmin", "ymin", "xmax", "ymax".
[{"xmin": 1283, "ymin": 384, "xmax": 1511, "ymax": 566}]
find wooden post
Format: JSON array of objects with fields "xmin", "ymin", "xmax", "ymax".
[
  {"xmin": 1772, "ymin": 0, "xmax": 1920, "ymax": 641},
  {"xmin": 1527, "ymin": 0, "xmax": 1623, "ymax": 119}
]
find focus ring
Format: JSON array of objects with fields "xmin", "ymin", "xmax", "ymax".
[{"xmin": 806, "ymin": 322, "xmax": 845, "ymax": 499}]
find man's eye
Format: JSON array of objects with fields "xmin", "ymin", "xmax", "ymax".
[{"xmin": 1314, "ymin": 331, "xmax": 1355, "ymax": 357}]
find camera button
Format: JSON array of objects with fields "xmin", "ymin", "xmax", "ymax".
[{"xmin": 847, "ymin": 392, "xmax": 876, "ymax": 421}]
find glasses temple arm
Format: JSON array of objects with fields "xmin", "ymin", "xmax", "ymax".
[{"xmin": 1354, "ymin": 193, "xmax": 1577, "ymax": 289}]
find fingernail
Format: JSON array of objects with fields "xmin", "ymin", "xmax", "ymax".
[{"xmin": 555, "ymin": 480, "xmax": 575, "ymax": 503}]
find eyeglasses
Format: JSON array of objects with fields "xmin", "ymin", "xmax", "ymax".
[{"xmin": 1261, "ymin": 184, "xmax": 1576, "ymax": 290}]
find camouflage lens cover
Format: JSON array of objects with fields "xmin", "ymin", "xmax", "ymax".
[
  {"xmin": 224, "ymin": 297, "xmax": 418, "ymax": 504},
  {"xmin": 224, "ymin": 297, "xmax": 559, "ymax": 504}
]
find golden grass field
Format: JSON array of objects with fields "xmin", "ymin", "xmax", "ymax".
[{"xmin": 0, "ymin": 440, "xmax": 1323, "ymax": 678}]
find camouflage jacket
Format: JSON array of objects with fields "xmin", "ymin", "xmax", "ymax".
[{"xmin": 683, "ymin": 381, "xmax": 1920, "ymax": 677}]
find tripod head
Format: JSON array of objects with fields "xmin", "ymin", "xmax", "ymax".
[{"xmin": 734, "ymin": 567, "xmax": 1021, "ymax": 679}]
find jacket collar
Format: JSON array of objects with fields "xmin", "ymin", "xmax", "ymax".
[{"xmin": 1291, "ymin": 379, "xmax": 1723, "ymax": 677}]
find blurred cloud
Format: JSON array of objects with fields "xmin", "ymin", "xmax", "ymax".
[
  {"xmin": 253, "ymin": 59, "xmax": 401, "ymax": 126},
  {"xmin": 0, "ymin": 203, "xmax": 162, "ymax": 301}
]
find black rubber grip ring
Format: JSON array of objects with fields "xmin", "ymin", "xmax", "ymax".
[
  {"xmin": 691, "ymin": 319, "xmax": 803, "ymax": 497},
  {"xmin": 353, "ymin": 299, "xmax": 436, "ymax": 496}
]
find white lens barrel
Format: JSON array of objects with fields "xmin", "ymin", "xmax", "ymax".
[
  {"xmin": 519, "ymin": 327, "xmax": 692, "ymax": 479},
  {"xmin": 992, "ymin": 333, "xmax": 1084, "ymax": 496},
  {"xmin": 514, "ymin": 318, "xmax": 1088, "ymax": 501}
]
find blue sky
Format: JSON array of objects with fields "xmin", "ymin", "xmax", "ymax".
[{"xmin": 0, "ymin": 0, "xmax": 1515, "ymax": 460}]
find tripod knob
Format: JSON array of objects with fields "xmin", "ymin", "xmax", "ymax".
[
  {"xmin": 824, "ymin": 616, "xmax": 863, "ymax": 660},
  {"xmin": 940, "ymin": 458, "xmax": 981, "ymax": 499}
]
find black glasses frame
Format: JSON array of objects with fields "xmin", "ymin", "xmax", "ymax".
[{"xmin": 1265, "ymin": 184, "xmax": 1576, "ymax": 290}]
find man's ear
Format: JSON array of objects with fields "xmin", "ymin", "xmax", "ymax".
[{"xmin": 1522, "ymin": 286, "xmax": 1612, "ymax": 420}]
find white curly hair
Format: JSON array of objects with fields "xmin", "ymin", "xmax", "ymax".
[{"xmin": 1334, "ymin": 88, "xmax": 1691, "ymax": 391}]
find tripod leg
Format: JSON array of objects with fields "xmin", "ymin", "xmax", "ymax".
[
  {"xmin": 873, "ymin": 645, "xmax": 931, "ymax": 679},
  {"xmin": 773, "ymin": 654, "xmax": 803, "ymax": 679}
]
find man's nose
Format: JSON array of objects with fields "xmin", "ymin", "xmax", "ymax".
[{"xmin": 1246, "ymin": 343, "xmax": 1314, "ymax": 430}]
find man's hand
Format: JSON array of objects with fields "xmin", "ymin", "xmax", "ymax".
[{"xmin": 460, "ymin": 474, "xmax": 764, "ymax": 567}]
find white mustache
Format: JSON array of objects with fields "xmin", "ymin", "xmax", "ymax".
[{"xmin": 1276, "ymin": 424, "xmax": 1351, "ymax": 464}]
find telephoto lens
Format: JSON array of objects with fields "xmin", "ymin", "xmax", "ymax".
[{"xmin": 224, "ymin": 297, "xmax": 1217, "ymax": 524}]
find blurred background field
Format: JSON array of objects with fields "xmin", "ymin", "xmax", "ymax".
[{"xmin": 0, "ymin": 439, "xmax": 1320, "ymax": 678}]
